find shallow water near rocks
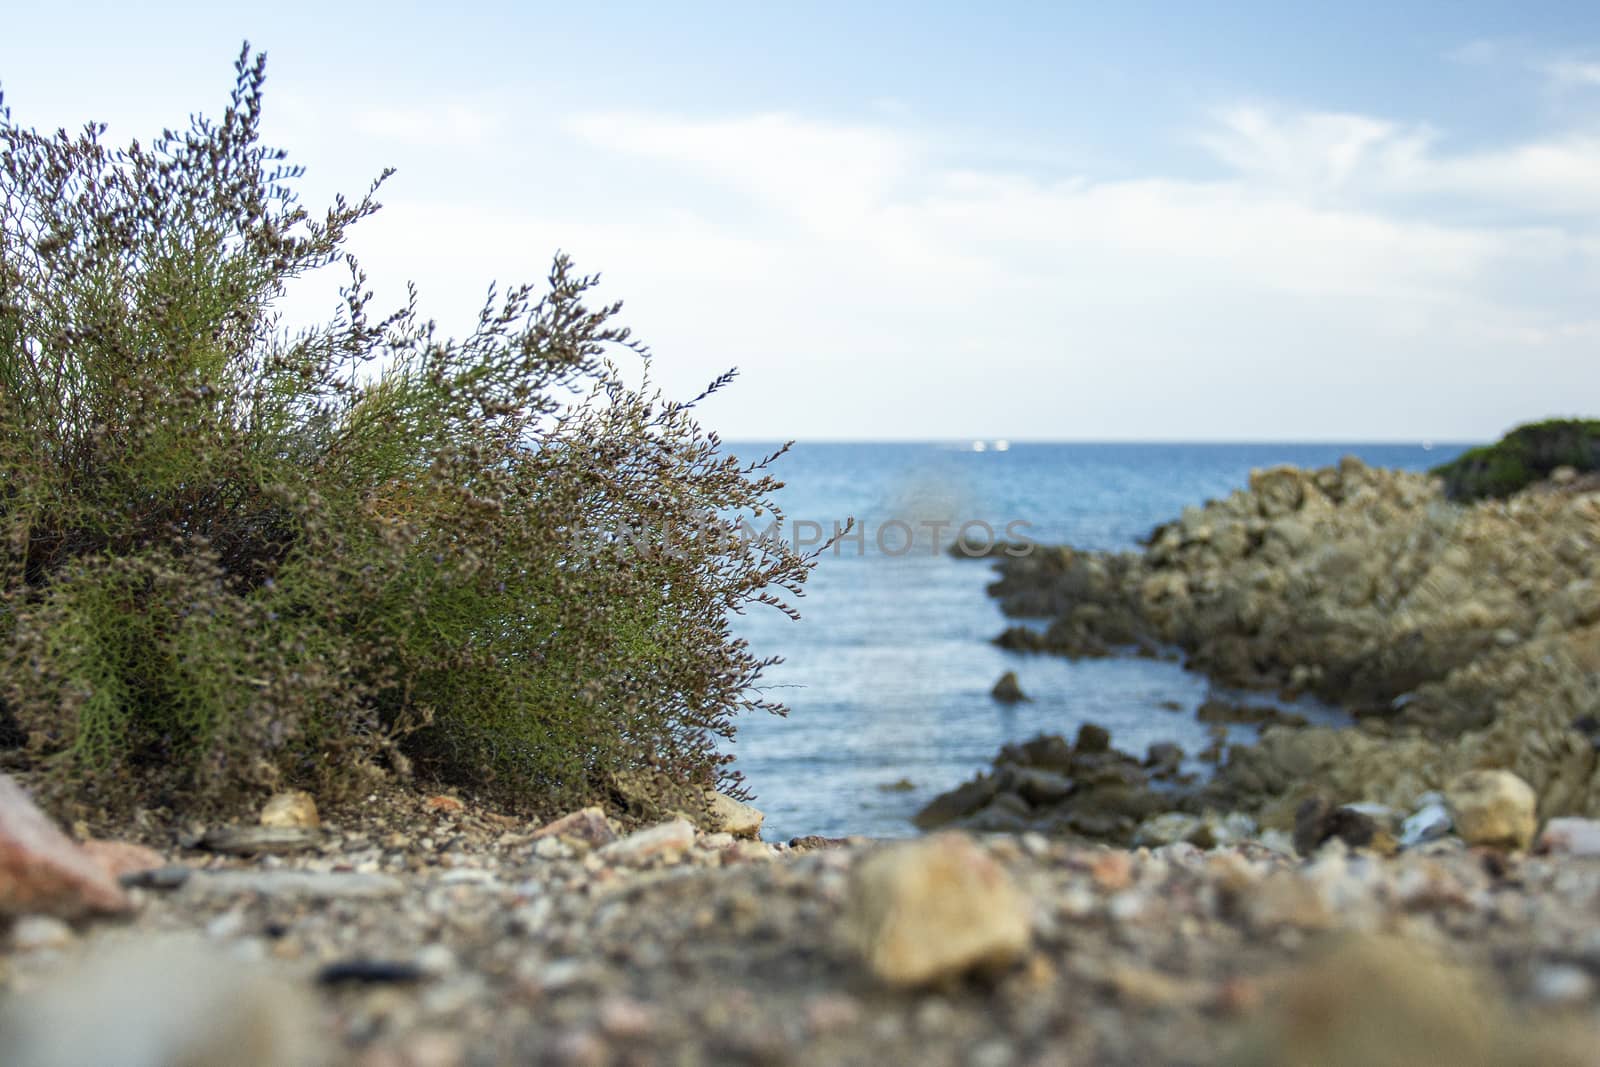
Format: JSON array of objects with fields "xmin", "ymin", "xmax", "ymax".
[{"xmin": 722, "ymin": 441, "xmax": 1467, "ymax": 841}]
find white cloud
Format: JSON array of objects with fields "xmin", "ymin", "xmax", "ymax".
[
  {"xmin": 354, "ymin": 103, "xmax": 498, "ymax": 146},
  {"xmin": 1542, "ymin": 57, "xmax": 1600, "ymax": 89},
  {"xmin": 277, "ymin": 94, "xmax": 1600, "ymax": 441}
]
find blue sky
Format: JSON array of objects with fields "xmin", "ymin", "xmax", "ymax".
[{"xmin": 5, "ymin": 3, "xmax": 1600, "ymax": 440}]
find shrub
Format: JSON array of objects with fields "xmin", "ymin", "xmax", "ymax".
[
  {"xmin": 0, "ymin": 46, "xmax": 818, "ymax": 818},
  {"xmin": 1432, "ymin": 418, "xmax": 1600, "ymax": 502}
]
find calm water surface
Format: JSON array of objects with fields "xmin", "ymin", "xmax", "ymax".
[{"xmin": 720, "ymin": 442, "xmax": 1468, "ymax": 840}]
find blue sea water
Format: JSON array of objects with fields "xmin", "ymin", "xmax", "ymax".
[{"xmin": 720, "ymin": 441, "xmax": 1470, "ymax": 841}]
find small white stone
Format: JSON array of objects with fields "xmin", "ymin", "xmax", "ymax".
[
  {"xmin": 1400, "ymin": 804, "xmax": 1452, "ymax": 849},
  {"xmin": 206, "ymin": 909, "xmax": 247, "ymax": 940},
  {"xmin": 9, "ymin": 915, "xmax": 73, "ymax": 952},
  {"xmin": 1531, "ymin": 963, "xmax": 1594, "ymax": 1005},
  {"xmin": 533, "ymin": 837, "xmax": 571, "ymax": 860},
  {"xmin": 414, "ymin": 944, "xmax": 456, "ymax": 977}
]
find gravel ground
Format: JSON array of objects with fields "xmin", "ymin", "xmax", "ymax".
[{"xmin": 5, "ymin": 787, "xmax": 1600, "ymax": 1066}]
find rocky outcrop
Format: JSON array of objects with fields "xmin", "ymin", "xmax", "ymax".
[
  {"xmin": 981, "ymin": 454, "xmax": 1600, "ymax": 826},
  {"xmin": 915, "ymin": 725, "xmax": 1192, "ymax": 844},
  {"xmin": 1431, "ymin": 418, "xmax": 1600, "ymax": 502}
]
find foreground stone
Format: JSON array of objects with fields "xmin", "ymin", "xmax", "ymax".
[
  {"xmin": 8, "ymin": 793, "xmax": 1600, "ymax": 1065},
  {"xmin": 1446, "ymin": 770, "xmax": 1538, "ymax": 850},
  {"xmin": 0, "ymin": 774, "xmax": 129, "ymax": 918},
  {"xmin": 1235, "ymin": 937, "xmax": 1590, "ymax": 1066},
  {"xmin": 843, "ymin": 832, "xmax": 1031, "ymax": 987},
  {"xmin": 0, "ymin": 934, "xmax": 320, "ymax": 1067}
]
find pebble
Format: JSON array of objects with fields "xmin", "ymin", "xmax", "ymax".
[
  {"xmin": 118, "ymin": 864, "xmax": 192, "ymax": 891},
  {"xmin": 803, "ymin": 992, "xmax": 863, "ymax": 1034},
  {"xmin": 199, "ymin": 825, "xmax": 323, "ymax": 856},
  {"xmin": 259, "ymin": 790, "xmax": 320, "ymax": 830},
  {"xmin": 1530, "ymin": 963, "xmax": 1594, "ymax": 1005},
  {"xmin": 181, "ymin": 870, "xmax": 405, "ymax": 900},
  {"xmin": 596, "ymin": 994, "xmax": 656, "ymax": 1039},
  {"xmin": 704, "ymin": 793, "xmax": 765, "ymax": 838},
  {"xmin": 415, "ymin": 944, "xmax": 456, "ymax": 977},
  {"xmin": 1536, "ymin": 817, "xmax": 1600, "ymax": 857},
  {"xmin": 318, "ymin": 959, "xmax": 427, "ymax": 986},
  {"xmin": 1400, "ymin": 803, "xmax": 1453, "ymax": 849},
  {"xmin": 1445, "ymin": 770, "xmax": 1538, "ymax": 851},
  {"xmin": 599, "ymin": 819, "xmax": 695, "ymax": 864},
  {"xmin": 1090, "ymin": 850, "xmax": 1134, "ymax": 891},
  {"xmin": 534, "ymin": 837, "xmax": 573, "ymax": 860},
  {"xmin": 9, "ymin": 915, "xmax": 74, "ymax": 952},
  {"xmin": 205, "ymin": 909, "xmax": 247, "ymax": 940},
  {"xmin": 843, "ymin": 832, "xmax": 1032, "ymax": 987},
  {"xmin": 422, "ymin": 795, "xmax": 466, "ymax": 815}
]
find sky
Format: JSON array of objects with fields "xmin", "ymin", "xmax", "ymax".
[{"xmin": 3, "ymin": 2, "xmax": 1599, "ymax": 442}]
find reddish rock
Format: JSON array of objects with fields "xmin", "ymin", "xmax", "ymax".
[
  {"xmin": 423, "ymin": 795, "xmax": 465, "ymax": 815},
  {"xmin": 80, "ymin": 839, "xmax": 166, "ymax": 881},
  {"xmin": 1090, "ymin": 850, "xmax": 1134, "ymax": 891},
  {"xmin": 0, "ymin": 774, "xmax": 131, "ymax": 917}
]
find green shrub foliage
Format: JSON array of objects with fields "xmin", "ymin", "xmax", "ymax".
[
  {"xmin": 0, "ymin": 47, "xmax": 816, "ymax": 816},
  {"xmin": 1432, "ymin": 418, "xmax": 1600, "ymax": 502}
]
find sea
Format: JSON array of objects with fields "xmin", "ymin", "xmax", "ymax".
[{"xmin": 719, "ymin": 441, "xmax": 1470, "ymax": 842}]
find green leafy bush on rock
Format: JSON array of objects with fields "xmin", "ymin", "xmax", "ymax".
[
  {"xmin": 0, "ymin": 47, "xmax": 816, "ymax": 818},
  {"xmin": 1432, "ymin": 418, "xmax": 1600, "ymax": 502}
]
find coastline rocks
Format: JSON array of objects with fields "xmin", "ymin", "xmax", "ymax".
[
  {"xmin": 995, "ymin": 457, "xmax": 1494, "ymax": 706},
  {"xmin": 979, "ymin": 451, "xmax": 1600, "ymax": 824},
  {"xmin": 1291, "ymin": 797, "xmax": 1392, "ymax": 857},
  {"xmin": 916, "ymin": 728, "xmax": 1170, "ymax": 844},
  {"xmin": 990, "ymin": 671, "xmax": 1029, "ymax": 703},
  {"xmin": 1446, "ymin": 770, "xmax": 1538, "ymax": 851},
  {"xmin": 842, "ymin": 833, "xmax": 1031, "ymax": 987},
  {"xmin": 0, "ymin": 774, "xmax": 130, "ymax": 918},
  {"xmin": 1196, "ymin": 700, "xmax": 1307, "ymax": 729}
]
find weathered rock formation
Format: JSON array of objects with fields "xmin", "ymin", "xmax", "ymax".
[{"xmin": 978, "ymin": 456, "xmax": 1600, "ymax": 825}]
